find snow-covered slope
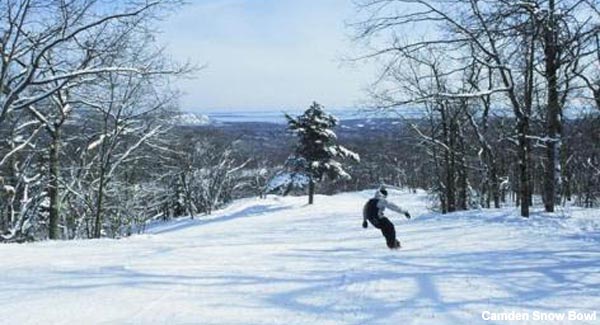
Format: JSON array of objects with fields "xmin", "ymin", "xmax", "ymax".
[{"xmin": 1, "ymin": 190, "xmax": 599, "ymax": 324}]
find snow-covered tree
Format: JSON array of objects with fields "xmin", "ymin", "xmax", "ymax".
[
  {"xmin": 284, "ymin": 102, "xmax": 359, "ymax": 204},
  {"xmin": 0, "ymin": 0, "xmax": 187, "ymax": 241}
]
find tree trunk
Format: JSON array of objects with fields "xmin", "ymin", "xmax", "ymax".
[
  {"xmin": 180, "ymin": 173, "xmax": 195, "ymax": 219},
  {"xmin": 308, "ymin": 177, "xmax": 315, "ymax": 205},
  {"xmin": 543, "ymin": 0, "xmax": 562, "ymax": 212},
  {"xmin": 48, "ymin": 128, "xmax": 61, "ymax": 239},
  {"xmin": 445, "ymin": 150, "xmax": 455, "ymax": 213},
  {"xmin": 490, "ymin": 164, "xmax": 500, "ymax": 208},
  {"xmin": 94, "ymin": 131, "xmax": 110, "ymax": 238},
  {"xmin": 441, "ymin": 107, "xmax": 456, "ymax": 213},
  {"xmin": 456, "ymin": 124, "xmax": 468, "ymax": 210},
  {"xmin": 458, "ymin": 164, "xmax": 467, "ymax": 210},
  {"xmin": 93, "ymin": 165, "xmax": 106, "ymax": 238},
  {"xmin": 518, "ymin": 119, "xmax": 530, "ymax": 218},
  {"xmin": 517, "ymin": 15, "xmax": 536, "ymax": 218}
]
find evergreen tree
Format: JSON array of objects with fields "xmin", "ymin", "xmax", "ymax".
[{"xmin": 285, "ymin": 102, "xmax": 360, "ymax": 204}]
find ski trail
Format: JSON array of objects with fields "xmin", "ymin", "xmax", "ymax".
[{"xmin": 1, "ymin": 189, "xmax": 599, "ymax": 324}]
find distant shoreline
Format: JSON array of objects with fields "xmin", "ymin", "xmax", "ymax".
[{"xmin": 183, "ymin": 108, "xmax": 419, "ymax": 124}]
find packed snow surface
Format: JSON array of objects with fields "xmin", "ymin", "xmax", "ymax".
[{"xmin": 1, "ymin": 190, "xmax": 599, "ymax": 324}]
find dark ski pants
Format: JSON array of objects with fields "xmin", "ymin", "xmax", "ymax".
[{"xmin": 368, "ymin": 217, "xmax": 397, "ymax": 248}]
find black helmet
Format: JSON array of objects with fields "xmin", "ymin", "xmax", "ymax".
[{"xmin": 379, "ymin": 187, "xmax": 388, "ymax": 197}]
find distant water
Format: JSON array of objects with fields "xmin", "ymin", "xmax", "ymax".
[
  {"xmin": 189, "ymin": 105, "xmax": 596, "ymax": 124},
  {"xmin": 199, "ymin": 109, "xmax": 360, "ymax": 124},
  {"xmin": 193, "ymin": 108, "xmax": 417, "ymax": 124}
]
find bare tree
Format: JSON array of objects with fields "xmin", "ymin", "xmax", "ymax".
[
  {"xmin": 352, "ymin": 0, "xmax": 569, "ymax": 217},
  {"xmin": 0, "ymin": 0, "xmax": 185, "ymax": 240}
]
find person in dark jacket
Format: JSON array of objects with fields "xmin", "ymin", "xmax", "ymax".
[{"xmin": 363, "ymin": 186, "xmax": 411, "ymax": 249}]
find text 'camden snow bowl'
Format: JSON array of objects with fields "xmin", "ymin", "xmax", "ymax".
[{"xmin": 482, "ymin": 311, "xmax": 597, "ymax": 322}]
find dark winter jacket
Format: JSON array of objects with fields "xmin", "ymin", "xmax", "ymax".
[{"xmin": 363, "ymin": 189, "xmax": 409, "ymax": 225}]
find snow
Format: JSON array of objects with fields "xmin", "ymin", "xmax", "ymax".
[
  {"xmin": 2, "ymin": 185, "xmax": 15, "ymax": 194},
  {"xmin": 169, "ymin": 112, "xmax": 211, "ymax": 126},
  {"xmin": 87, "ymin": 134, "xmax": 106, "ymax": 151},
  {"xmin": 1, "ymin": 190, "xmax": 599, "ymax": 324},
  {"xmin": 265, "ymin": 172, "xmax": 309, "ymax": 192},
  {"xmin": 321, "ymin": 129, "xmax": 338, "ymax": 139},
  {"xmin": 338, "ymin": 146, "xmax": 361, "ymax": 162}
]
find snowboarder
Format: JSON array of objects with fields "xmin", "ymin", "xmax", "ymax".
[{"xmin": 362, "ymin": 186, "xmax": 411, "ymax": 249}]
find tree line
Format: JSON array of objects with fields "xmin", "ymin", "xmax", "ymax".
[{"xmin": 351, "ymin": 0, "xmax": 600, "ymax": 217}]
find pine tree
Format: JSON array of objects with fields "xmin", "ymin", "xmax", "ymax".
[{"xmin": 285, "ymin": 102, "xmax": 360, "ymax": 204}]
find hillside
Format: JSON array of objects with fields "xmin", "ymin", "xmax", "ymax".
[{"xmin": 1, "ymin": 190, "xmax": 599, "ymax": 324}]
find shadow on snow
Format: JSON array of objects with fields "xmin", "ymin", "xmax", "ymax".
[{"xmin": 148, "ymin": 204, "xmax": 292, "ymax": 235}]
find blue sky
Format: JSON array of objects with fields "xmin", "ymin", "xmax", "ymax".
[{"xmin": 159, "ymin": 0, "xmax": 374, "ymax": 112}]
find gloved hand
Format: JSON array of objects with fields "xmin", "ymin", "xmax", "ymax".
[
  {"xmin": 405, "ymin": 212, "xmax": 411, "ymax": 219},
  {"xmin": 362, "ymin": 220, "xmax": 368, "ymax": 228}
]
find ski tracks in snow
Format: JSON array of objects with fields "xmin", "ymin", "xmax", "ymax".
[{"xmin": 2, "ymin": 190, "xmax": 600, "ymax": 324}]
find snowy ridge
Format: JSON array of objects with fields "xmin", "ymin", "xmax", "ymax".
[
  {"xmin": 1, "ymin": 190, "xmax": 599, "ymax": 324},
  {"xmin": 169, "ymin": 112, "xmax": 211, "ymax": 126}
]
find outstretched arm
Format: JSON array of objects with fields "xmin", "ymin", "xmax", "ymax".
[{"xmin": 385, "ymin": 200, "xmax": 411, "ymax": 219}]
